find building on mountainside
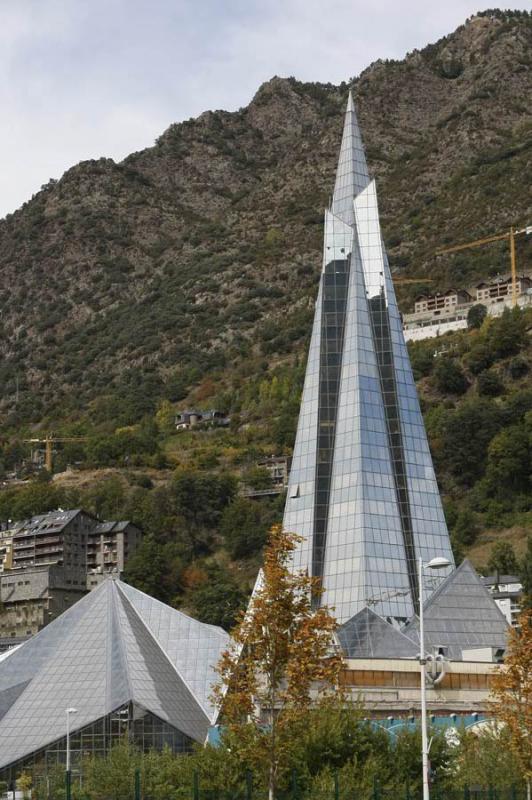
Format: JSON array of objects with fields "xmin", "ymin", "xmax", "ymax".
[
  {"xmin": 86, "ymin": 520, "xmax": 142, "ymax": 587},
  {"xmin": 414, "ymin": 289, "xmax": 473, "ymax": 314},
  {"xmin": 403, "ymin": 272, "xmax": 532, "ymax": 342},
  {"xmin": 175, "ymin": 409, "xmax": 230, "ymax": 431},
  {"xmin": 0, "ymin": 565, "xmax": 87, "ymax": 639},
  {"xmin": 481, "ymin": 573, "xmax": 523, "ymax": 627},
  {"xmin": 10, "ymin": 509, "xmax": 94, "ymax": 578},
  {"xmin": 0, "ymin": 510, "xmax": 143, "ymax": 637},
  {"xmin": 254, "ymin": 92, "xmax": 511, "ymax": 724},
  {"xmin": 0, "ymin": 577, "xmax": 230, "ymax": 783},
  {"xmin": 257, "ymin": 455, "xmax": 291, "ymax": 489},
  {"xmin": 0, "ymin": 524, "xmax": 14, "ymax": 573},
  {"xmin": 476, "ymin": 274, "xmax": 532, "ymax": 303},
  {"xmin": 240, "ymin": 455, "xmax": 292, "ymax": 498}
]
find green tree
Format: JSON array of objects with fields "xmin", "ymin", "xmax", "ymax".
[
  {"xmin": 488, "ymin": 540, "xmax": 519, "ymax": 576},
  {"xmin": 409, "ymin": 342, "xmax": 435, "ymax": 379},
  {"xmin": 485, "ymin": 425, "xmax": 530, "ymax": 494},
  {"xmin": 438, "ymin": 399, "xmax": 501, "ymax": 486},
  {"xmin": 220, "ymin": 497, "xmax": 272, "ymax": 559},
  {"xmin": 452, "ymin": 508, "xmax": 480, "ymax": 548},
  {"xmin": 454, "ymin": 725, "xmax": 524, "ymax": 790},
  {"xmin": 508, "ymin": 356, "xmax": 529, "ymax": 379},
  {"xmin": 123, "ymin": 537, "xmax": 184, "ymax": 604},
  {"xmin": 433, "ymin": 357, "xmax": 469, "ymax": 395},
  {"xmin": 392, "ymin": 727, "xmax": 453, "ymax": 794},
  {"xmin": 487, "ymin": 308, "xmax": 527, "ymax": 360},
  {"xmin": 242, "ymin": 466, "xmax": 273, "ymax": 491},
  {"xmin": 467, "ymin": 303, "xmax": 487, "ymax": 329},
  {"xmin": 466, "ymin": 340, "xmax": 495, "ymax": 375},
  {"xmin": 171, "ymin": 469, "xmax": 237, "ymax": 529},
  {"xmin": 188, "ymin": 566, "xmax": 247, "ymax": 630},
  {"xmin": 478, "ymin": 369, "xmax": 504, "ymax": 397},
  {"xmin": 214, "ymin": 525, "xmax": 342, "ymax": 800}
]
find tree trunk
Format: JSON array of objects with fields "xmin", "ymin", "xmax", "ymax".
[
  {"xmin": 268, "ymin": 763, "xmax": 275, "ymax": 800},
  {"xmin": 526, "ymin": 777, "xmax": 531, "ymax": 800},
  {"xmin": 268, "ymin": 688, "xmax": 276, "ymax": 800}
]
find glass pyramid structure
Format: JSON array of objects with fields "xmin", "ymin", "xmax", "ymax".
[
  {"xmin": 0, "ymin": 578, "xmax": 230, "ymax": 775},
  {"xmin": 283, "ymin": 93, "xmax": 455, "ymax": 625}
]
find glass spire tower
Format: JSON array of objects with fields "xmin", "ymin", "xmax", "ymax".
[{"xmin": 283, "ymin": 93, "xmax": 454, "ymax": 625}]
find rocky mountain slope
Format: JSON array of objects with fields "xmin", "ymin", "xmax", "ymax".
[{"xmin": 0, "ymin": 10, "xmax": 531, "ymax": 430}]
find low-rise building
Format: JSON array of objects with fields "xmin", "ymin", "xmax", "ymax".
[
  {"xmin": 403, "ymin": 272, "xmax": 532, "ymax": 342},
  {"xmin": 0, "ymin": 509, "xmax": 143, "ymax": 637},
  {"xmin": 256, "ymin": 456, "xmax": 291, "ymax": 489},
  {"xmin": 87, "ymin": 520, "xmax": 142, "ymax": 588},
  {"xmin": 481, "ymin": 574, "xmax": 523, "ymax": 627},
  {"xmin": 175, "ymin": 409, "xmax": 230, "ymax": 431},
  {"xmin": 476, "ymin": 275, "xmax": 532, "ymax": 303},
  {"xmin": 0, "ymin": 564, "xmax": 87, "ymax": 638},
  {"xmin": 414, "ymin": 289, "xmax": 472, "ymax": 314},
  {"xmin": 11, "ymin": 509, "xmax": 94, "ymax": 581}
]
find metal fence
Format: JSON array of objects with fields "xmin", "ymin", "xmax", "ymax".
[
  {"xmin": 142, "ymin": 777, "xmax": 528, "ymax": 800},
  {"xmin": 57, "ymin": 770, "xmax": 529, "ymax": 800}
]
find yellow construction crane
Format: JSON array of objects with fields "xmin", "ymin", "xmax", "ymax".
[
  {"xmin": 23, "ymin": 435, "xmax": 89, "ymax": 473},
  {"xmin": 435, "ymin": 225, "xmax": 531, "ymax": 307}
]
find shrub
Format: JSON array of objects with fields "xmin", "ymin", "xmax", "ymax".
[
  {"xmin": 508, "ymin": 356, "xmax": 529, "ymax": 379},
  {"xmin": 467, "ymin": 304, "xmax": 487, "ymax": 329},
  {"xmin": 433, "ymin": 358, "xmax": 469, "ymax": 395},
  {"xmin": 477, "ymin": 370, "xmax": 504, "ymax": 397}
]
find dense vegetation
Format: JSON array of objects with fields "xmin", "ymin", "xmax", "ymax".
[
  {"xmin": 0, "ymin": 306, "xmax": 531, "ymax": 626},
  {"xmin": 0, "ymin": 12, "xmax": 531, "ymax": 429},
  {"xmin": 22, "ymin": 710, "xmax": 529, "ymax": 799}
]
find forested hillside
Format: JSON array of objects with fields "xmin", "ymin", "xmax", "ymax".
[
  {"xmin": 0, "ymin": 10, "xmax": 530, "ymax": 430},
  {"xmin": 0, "ymin": 10, "xmax": 531, "ymax": 625}
]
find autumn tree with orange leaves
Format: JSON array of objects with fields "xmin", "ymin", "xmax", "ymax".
[
  {"xmin": 490, "ymin": 609, "xmax": 532, "ymax": 800},
  {"xmin": 213, "ymin": 524, "xmax": 342, "ymax": 800}
]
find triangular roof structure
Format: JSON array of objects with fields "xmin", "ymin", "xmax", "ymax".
[
  {"xmin": 330, "ymin": 90, "xmax": 370, "ymax": 225},
  {"xmin": 401, "ymin": 559, "xmax": 509, "ymax": 660},
  {"xmin": 0, "ymin": 578, "xmax": 230, "ymax": 771},
  {"xmin": 283, "ymin": 93, "xmax": 454, "ymax": 625},
  {"xmin": 337, "ymin": 607, "xmax": 418, "ymax": 659}
]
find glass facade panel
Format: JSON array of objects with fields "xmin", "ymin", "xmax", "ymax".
[
  {"xmin": 0, "ymin": 703, "xmax": 192, "ymax": 784},
  {"xmin": 283, "ymin": 93, "xmax": 454, "ymax": 625}
]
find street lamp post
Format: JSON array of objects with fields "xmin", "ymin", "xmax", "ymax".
[
  {"xmin": 65, "ymin": 707, "xmax": 78, "ymax": 800},
  {"xmin": 418, "ymin": 556, "xmax": 451, "ymax": 800}
]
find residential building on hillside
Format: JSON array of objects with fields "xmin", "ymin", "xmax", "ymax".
[
  {"xmin": 175, "ymin": 409, "xmax": 229, "ymax": 431},
  {"xmin": 256, "ymin": 456, "xmax": 291, "ymax": 489},
  {"xmin": 11, "ymin": 509, "xmax": 94, "ymax": 579},
  {"xmin": 481, "ymin": 573, "xmax": 523, "ymax": 627},
  {"xmin": 0, "ymin": 509, "xmax": 143, "ymax": 637},
  {"xmin": 403, "ymin": 272, "xmax": 532, "ymax": 342},
  {"xmin": 0, "ymin": 565, "xmax": 86, "ymax": 639},
  {"xmin": 86, "ymin": 520, "xmax": 142, "ymax": 587},
  {"xmin": 0, "ymin": 525, "xmax": 15, "ymax": 573},
  {"xmin": 414, "ymin": 288, "xmax": 472, "ymax": 314},
  {"xmin": 476, "ymin": 274, "xmax": 531, "ymax": 303}
]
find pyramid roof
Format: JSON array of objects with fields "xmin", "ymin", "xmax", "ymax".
[
  {"xmin": 330, "ymin": 90, "xmax": 370, "ymax": 225},
  {"xmin": 401, "ymin": 560, "xmax": 509, "ymax": 660},
  {"xmin": 0, "ymin": 578, "xmax": 230, "ymax": 771},
  {"xmin": 337, "ymin": 607, "xmax": 418, "ymax": 659}
]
